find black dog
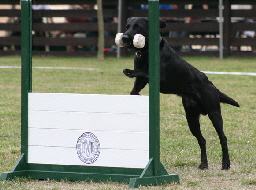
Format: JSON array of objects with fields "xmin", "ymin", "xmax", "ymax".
[{"xmin": 121, "ymin": 17, "xmax": 240, "ymax": 170}]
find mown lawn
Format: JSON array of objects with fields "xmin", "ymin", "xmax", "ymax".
[{"xmin": 0, "ymin": 56, "xmax": 256, "ymax": 190}]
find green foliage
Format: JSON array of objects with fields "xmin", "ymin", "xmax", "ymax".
[{"xmin": 0, "ymin": 56, "xmax": 256, "ymax": 189}]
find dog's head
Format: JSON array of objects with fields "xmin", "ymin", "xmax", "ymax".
[{"xmin": 122, "ymin": 17, "xmax": 166, "ymax": 49}]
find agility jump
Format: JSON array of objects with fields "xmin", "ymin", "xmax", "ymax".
[{"xmin": 1, "ymin": 0, "xmax": 179, "ymax": 188}]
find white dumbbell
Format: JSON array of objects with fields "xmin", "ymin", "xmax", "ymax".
[
  {"xmin": 133, "ymin": 34, "xmax": 145, "ymax": 48},
  {"xmin": 115, "ymin": 33, "xmax": 145, "ymax": 48},
  {"xmin": 115, "ymin": 33, "xmax": 124, "ymax": 47}
]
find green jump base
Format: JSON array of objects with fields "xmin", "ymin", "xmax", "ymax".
[
  {"xmin": 2, "ymin": 171, "xmax": 179, "ymax": 188},
  {"xmin": 129, "ymin": 174, "xmax": 180, "ymax": 188},
  {"xmin": 2, "ymin": 170, "xmax": 179, "ymax": 189},
  {"xmin": 1, "ymin": 155, "xmax": 179, "ymax": 188}
]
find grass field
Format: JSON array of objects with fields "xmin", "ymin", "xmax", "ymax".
[{"xmin": 0, "ymin": 56, "xmax": 255, "ymax": 189}]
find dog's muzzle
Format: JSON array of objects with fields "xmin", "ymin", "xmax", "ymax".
[
  {"xmin": 121, "ymin": 34, "xmax": 132, "ymax": 47},
  {"xmin": 115, "ymin": 33, "xmax": 145, "ymax": 48}
]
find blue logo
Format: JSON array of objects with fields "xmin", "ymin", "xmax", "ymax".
[{"xmin": 76, "ymin": 132, "xmax": 100, "ymax": 164}]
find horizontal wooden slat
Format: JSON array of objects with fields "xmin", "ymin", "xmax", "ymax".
[
  {"xmin": 33, "ymin": 37, "xmax": 115, "ymax": 46},
  {"xmin": 0, "ymin": 37, "xmax": 115, "ymax": 46},
  {"xmin": 32, "ymin": 10, "xmax": 117, "ymax": 18},
  {"xmin": 130, "ymin": 0, "xmax": 254, "ymax": 5},
  {"xmin": 1, "ymin": 0, "xmax": 256, "ymax": 6},
  {"xmin": 28, "ymin": 146, "xmax": 148, "ymax": 168},
  {"xmin": 0, "ymin": 36, "xmax": 220, "ymax": 47},
  {"xmin": 228, "ymin": 0, "xmax": 256, "ymax": 4},
  {"xmin": 0, "ymin": 37, "xmax": 20, "ymax": 45},
  {"xmin": 0, "ymin": 9, "xmax": 117, "ymax": 18},
  {"xmin": 0, "ymin": 0, "xmax": 222, "ymax": 5},
  {"xmin": 33, "ymin": 23, "xmax": 117, "ymax": 32},
  {"xmin": 124, "ymin": 9, "xmax": 219, "ymax": 18},
  {"xmin": 29, "ymin": 93, "xmax": 149, "ymax": 114},
  {"xmin": 232, "ymin": 10, "xmax": 256, "ymax": 17},
  {"xmin": 163, "ymin": 23, "xmax": 219, "ymax": 32},
  {"xmin": 160, "ymin": 10, "xmax": 218, "ymax": 18},
  {"xmin": 29, "ymin": 128, "xmax": 149, "ymax": 150},
  {"xmin": 1, "ymin": 22, "xmax": 221, "ymax": 33},
  {"xmin": 0, "ymin": 9, "xmax": 218, "ymax": 18},
  {"xmin": 231, "ymin": 38, "xmax": 256, "ymax": 46},
  {"xmin": 0, "ymin": 51, "xmax": 117, "ymax": 57},
  {"xmin": 54, "ymin": 50, "xmax": 118, "ymax": 57},
  {"xmin": 34, "ymin": 37, "xmax": 219, "ymax": 46},
  {"xmin": 0, "ymin": 23, "xmax": 117, "ymax": 32},
  {"xmin": 0, "ymin": 10, "xmax": 20, "ymax": 17},
  {"xmin": 167, "ymin": 37, "xmax": 219, "ymax": 46},
  {"xmin": 0, "ymin": 23, "xmax": 20, "ymax": 31},
  {"xmin": 29, "ymin": 111, "xmax": 148, "ymax": 132},
  {"xmin": 0, "ymin": 6, "xmax": 227, "ymax": 19},
  {"xmin": 232, "ymin": 23, "xmax": 256, "ymax": 32},
  {"xmin": 0, "ymin": 0, "xmax": 118, "ymax": 5}
]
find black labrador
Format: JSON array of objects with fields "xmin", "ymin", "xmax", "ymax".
[{"xmin": 120, "ymin": 17, "xmax": 240, "ymax": 170}]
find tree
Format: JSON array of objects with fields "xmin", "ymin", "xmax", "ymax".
[{"xmin": 97, "ymin": 0, "xmax": 104, "ymax": 60}]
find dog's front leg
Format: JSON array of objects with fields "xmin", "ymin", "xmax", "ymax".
[
  {"xmin": 123, "ymin": 69, "xmax": 136, "ymax": 78},
  {"xmin": 123, "ymin": 69, "xmax": 148, "ymax": 78},
  {"xmin": 130, "ymin": 77, "xmax": 148, "ymax": 95}
]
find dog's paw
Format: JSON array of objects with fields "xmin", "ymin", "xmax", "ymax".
[
  {"xmin": 198, "ymin": 163, "xmax": 208, "ymax": 170},
  {"xmin": 123, "ymin": 69, "xmax": 135, "ymax": 78},
  {"xmin": 221, "ymin": 160, "xmax": 230, "ymax": 170},
  {"xmin": 130, "ymin": 90, "xmax": 140, "ymax": 95}
]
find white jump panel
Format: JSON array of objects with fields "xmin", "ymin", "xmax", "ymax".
[
  {"xmin": 29, "ymin": 111, "xmax": 148, "ymax": 132},
  {"xmin": 28, "ymin": 146, "xmax": 148, "ymax": 168},
  {"xmin": 28, "ymin": 93, "xmax": 148, "ymax": 114},
  {"xmin": 28, "ymin": 93, "xmax": 149, "ymax": 169}
]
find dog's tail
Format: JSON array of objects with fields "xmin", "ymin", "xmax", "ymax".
[{"xmin": 219, "ymin": 91, "xmax": 240, "ymax": 107}]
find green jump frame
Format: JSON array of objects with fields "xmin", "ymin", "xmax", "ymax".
[{"xmin": 1, "ymin": 0, "xmax": 179, "ymax": 188}]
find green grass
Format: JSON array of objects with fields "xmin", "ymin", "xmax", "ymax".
[{"xmin": 0, "ymin": 56, "xmax": 256, "ymax": 189}]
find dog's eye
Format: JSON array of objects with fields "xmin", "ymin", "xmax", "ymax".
[{"xmin": 126, "ymin": 24, "xmax": 130, "ymax": 30}]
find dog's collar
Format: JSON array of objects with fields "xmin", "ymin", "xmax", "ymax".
[
  {"xmin": 135, "ymin": 51, "xmax": 142, "ymax": 58},
  {"xmin": 135, "ymin": 37, "xmax": 164, "ymax": 58},
  {"xmin": 135, "ymin": 50, "xmax": 148, "ymax": 58}
]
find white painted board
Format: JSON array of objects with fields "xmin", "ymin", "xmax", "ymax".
[
  {"xmin": 28, "ymin": 93, "xmax": 149, "ymax": 169},
  {"xmin": 28, "ymin": 146, "xmax": 148, "ymax": 168},
  {"xmin": 28, "ymin": 128, "xmax": 149, "ymax": 151},
  {"xmin": 29, "ymin": 111, "xmax": 148, "ymax": 132},
  {"xmin": 28, "ymin": 93, "xmax": 148, "ymax": 114}
]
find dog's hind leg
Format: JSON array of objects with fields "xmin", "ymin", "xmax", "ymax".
[
  {"xmin": 201, "ymin": 85, "xmax": 230, "ymax": 170},
  {"xmin": 182, "ymin": 97, "xmax": 208, "ymax": 169},
  {"xmin": 208, "ymin": 111, "xmax": 230, "ymax": 170}
]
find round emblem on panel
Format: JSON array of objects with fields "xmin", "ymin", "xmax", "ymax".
[{"xmin": 76, "ymin": 132, "xmax": 100, "ymax": 164}]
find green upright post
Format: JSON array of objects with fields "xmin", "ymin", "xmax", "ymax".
[
  {"xmin": 129, "ymin": 0, "xmax": 179, "ymax": 188},
  {"xmin": 148, "ymin": 0, "xmax": 161, "ymax": 174},
  {"xmin": 1, "ymin": 0, "xmax": 32, "ymax": 180},
  {"xmin": 21, "ymin": 0, "xmax": 32, "ymax": 161}
]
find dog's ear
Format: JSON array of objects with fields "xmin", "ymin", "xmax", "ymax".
[
  {"xmin": 160, "ymin": 19, "xmax": 167, "ymax": 29},
  {"xmin": 127, "ymin": 17, "xmax": 132, "ymax": 23}
]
